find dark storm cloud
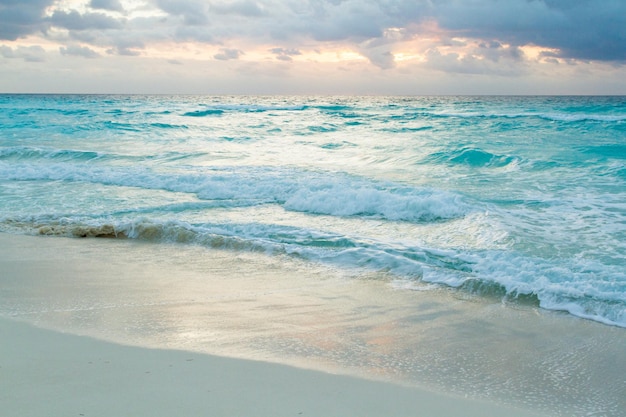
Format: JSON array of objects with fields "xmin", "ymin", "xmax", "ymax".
[{"xmin": 0, "ymin": 0, "xmax": 54, "ymax": 40}]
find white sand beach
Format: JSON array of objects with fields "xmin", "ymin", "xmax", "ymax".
[
  {"xmin": 1, "ymin": 233, "xmax": 624, "ymax": 416},
  {"xmin": 1, "ymin": 316, "xmax": 547, "ymax": 417}
]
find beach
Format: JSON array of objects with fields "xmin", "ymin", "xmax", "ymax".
[
  {"xmin": 1, "ymin": 317, "xmax": 544, "ymax": 417},
  {"xmin": 2, "ymin": 232, "xmax": 625, "ymax": 417}
]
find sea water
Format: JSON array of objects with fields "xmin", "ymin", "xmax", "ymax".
[{"xmin": 1, "ymin": 94, "xmax": 625, "ymax": 328}]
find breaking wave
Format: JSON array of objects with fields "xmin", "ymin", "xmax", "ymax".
[
  {"xmin": 0, "ymin": 162, "xmax": 471, "ymax": 222},
  {"xmin": 5, "ymin": 215, "xmax": 624, "ymax": 328},
  {"xmin": 427, "ymin": 147, "xmax": 521, "ymax": 168}
]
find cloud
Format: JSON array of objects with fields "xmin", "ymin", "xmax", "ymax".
[
  {"xmin": 106, "ymin": 37, "xmax": 144, "ymax": 56},
  {"xmin": 136, "ymin": 0, "xmax": 625, "ymax": 64},
  {"xmin": 89, "ymin": 0, "xmax": 125, "ymax": 13},
  {"xmin": 48, "ymin": 10, "xmax": 125, "ymax": 31},
  {"xmin": 361, "ymin": 50, "xmax": 395, "ymax": 69},
  {"xmin": 59, "ymin": 44, "xmax": 100, "ymax": 58},
  {"xmin": 476, "ymin": 41, "xmax": 525, "ymax": 63},
  {"xmin": 214, "ymin": 48, "xmax": 244, "ymax": 60},
  {"xmin": 424, "ymin": 44, "xmax": 526, "ymax": 76},
  {"xmin": 0, "ymin": 44, "xmax": 46, "ymax": 62},
  {"xmin": 16, "ymin": 0, "xmax": 620, "ymax": 67},
  {"xmin": 273, "ymin": 1, "xmax": 388, "ymax": 42},
  {"xmin": 210, "ymin": 0, "xmax": 265, "ymax": 17},
  {"xmin": 2, "ymin": 0, "xmax": 625, "ymax": 97},
  {"xmin": 155, "ymin": 0, "xmax": 209, "ymax": 26},
  {"xmin": 107, "ymin": 46, "xmax": 140, "ymax": 56},
  {"xmin": 170, "ymin": 25, "xmax": 216, "ymax": 43},
  {"xmin": 431, "ymin": 0, "xmax": 626, "ymax": 62},
  {"xmin": 270, "ymin": 47, "xmax": 302, "ymax": 62},
  {"xmin": 0, "ymin": 0, "xmax": 54, "ymax": 40}
]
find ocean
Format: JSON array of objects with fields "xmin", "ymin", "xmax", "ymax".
[
  {"xmin": 2, "ymin": 94, "xmax": 625, "ymax": 326},
  {"xmin": 1, "ymin": 95, "xmax": 626, "ymax": 415}
]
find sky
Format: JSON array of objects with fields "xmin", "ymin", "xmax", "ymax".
[{"xmin": 1, "ymin": 0, "xmax": 625, "ymax": 95}]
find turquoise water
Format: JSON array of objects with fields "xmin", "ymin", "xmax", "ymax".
[{"xmin": 1, "ymin": 94, "xmax": 625, "ymax": 327}]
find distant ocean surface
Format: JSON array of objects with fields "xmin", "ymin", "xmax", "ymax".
[{"xmin": 1, "ymin": 94, "xmax": 625, "ymax": 328}]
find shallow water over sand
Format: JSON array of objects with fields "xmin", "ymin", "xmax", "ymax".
[{"xmin": 2, "ymin": 234, "xmax": 624, "ymax": 417}]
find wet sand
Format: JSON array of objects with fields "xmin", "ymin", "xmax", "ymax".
[
  {"xmin": 1, "ymin": 317, "xmax": 548, "ymax": 417},
  {"xmin": 1, "ymin": 233, "xmax": 625, "ymax": 416}
]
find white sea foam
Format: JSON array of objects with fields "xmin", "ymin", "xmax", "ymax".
[
  {"xmin": 430, "ymin": 111, "xmax": 626, "ymax": 122},
  {"xmin": 427, "ymin": 250, "xmax": 626, "ymax": 328},
  {"xmin": 3, "ymin": 206, "xmax": 625, "ymax": 328},
  {"xmin": 0, "ymin": 161, "xmax": 471, "ymax": 222},
  {"xmin": 182, "ymin": 104, "xmax": 307, "ymax": 116}
]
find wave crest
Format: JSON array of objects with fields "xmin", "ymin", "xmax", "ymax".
[
  {"xmin": 427, "ymin": 147, "xmax": 521, "ymax": 168},
  {"xmin": 0, "ymin": 146, "xmax": 103, "ymax": 162}
]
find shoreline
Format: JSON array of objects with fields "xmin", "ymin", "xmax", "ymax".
[
  {"xmin": 1, "ymin": 232, "xmax": 625, "ymax": 416},
  {"xmin": 1, "ymin": 317, "xmax": 545, "ymax": 417}
]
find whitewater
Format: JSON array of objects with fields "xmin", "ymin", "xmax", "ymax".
[{"xmin": 1, "ymin": 94, "xmax": 625, "ymax": 327}]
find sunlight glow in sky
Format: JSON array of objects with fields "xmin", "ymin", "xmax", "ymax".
[{"xmin": 1, "ymin": 0, "xmax": 625, "ymax": 94}]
